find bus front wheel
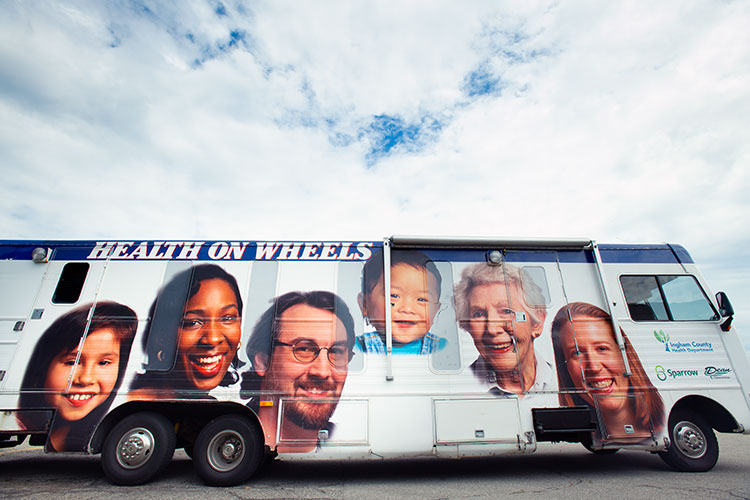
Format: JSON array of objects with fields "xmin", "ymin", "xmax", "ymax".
[{"xmin": 658, "ymin": 410, "xmax": 718, "ymax": 472}]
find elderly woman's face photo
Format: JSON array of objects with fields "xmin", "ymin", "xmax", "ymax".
[
  {"xmin": 467, "ymin": 281, "xmax": 538, "ymax": 374},
  {"xmin": 43, "ymin": 328, "xmax": 121, "ymax": 422},
  {"xmin": 177, "ymin": 278, "xmax": 242, "ymax": 391},
  {"xmin": 560, "ymin": 318, "xmax": 629, "ymax": 413}
]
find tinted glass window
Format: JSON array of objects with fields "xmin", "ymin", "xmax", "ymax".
[
  {"xmin": 620, "ymin": 276, "xmax": 669, "ymax": 321},
  {"xmin": 52, "ymin": 263, "xmax": 89, "ymax": 304},
  {"xmin": 658, "ymin": 276, "xmax": 718, "ymax": 321}
]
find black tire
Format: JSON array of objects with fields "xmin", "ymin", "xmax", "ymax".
[
  {"xmin": 658, "ymin": 410, "xmax": 718, "ymax": 472},
  {"xmin": 193, "ymin": 414, "xmax": 264, "ymax": 487},
  {"xmin": 101, "ymin": 412, "xmax": 176, "ymax": 486},
  {"xmin": 262, "ymin": 450, "xmax": 278, "ymax": 468}
]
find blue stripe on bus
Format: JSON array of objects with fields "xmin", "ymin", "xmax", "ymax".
[{"xmin": 0, "ymin": 241, "xmax": 694, "ymax": 264}]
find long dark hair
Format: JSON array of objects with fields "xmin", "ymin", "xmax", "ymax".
[
  {"xmin": 130, "ymin": 263, "xmax": 244, "ymax": 392},
  {"xmin": 551, "ymin": 302, "xmax": 665, "ymax": 434},
  {"xmin": 17, "ymin": 301, "xmax": 137, "ymax": 451}
]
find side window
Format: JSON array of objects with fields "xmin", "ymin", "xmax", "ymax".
[
  {"xmin": 620, "ymin": 276, "xmax": 669, "ymax": 321},
  {"xmin": 143, "ymin": 261, "xmax": 193, "ymax": 371},
  {"xmin": 337, "ymin": 261, "xmax": 365, "ymax": 372},
  {"xmin": 52, "ymin": 263, "xmax": 90, "ymax": 304},
  {"xmin": 430, "ymin": 261, "xmax": 460, "ymax": 372},
  {"xmin": 658, "ymin": 276, "xmax": 719, "ymax": 321},
  {"xmin": 620, "ymin": 275, "xmax": 717, "ymax": 321},
  {"xmin": 521, "ymin": 266, "xmax": 551, "ymax": 307},
  {"xmin": 242, "ymin": 260, "xmax": 279, "ymax": 369}
]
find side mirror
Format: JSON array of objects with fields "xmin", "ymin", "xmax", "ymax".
[
  {"xmin": 716, "ymin": 291, "xmax": 734, "ymax": 332},
  {"xmin": 716, "ymin": 291, "xmax": 734, "ymax": 317}
]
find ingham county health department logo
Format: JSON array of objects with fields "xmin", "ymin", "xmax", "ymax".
[
  {"xmin": 654, "ymin": 330, "xmax": 670, "ymax": 350},
  {"xmin": 653, "ymin": 330, "xmax": 714, "ymax": 353}
]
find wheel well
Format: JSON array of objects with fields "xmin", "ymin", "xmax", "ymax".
[
  {"xmin": 90, "ymin": 401, "xmax": 262, "ymax": 454},
  {"xmin": 670, "ymin": 395, "xmax": 739, "ymax": 433}
]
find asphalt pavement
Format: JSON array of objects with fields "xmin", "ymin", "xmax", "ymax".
[{"xmin": 1, "ymin": 432, "xmax": 748, "ymax": 500}]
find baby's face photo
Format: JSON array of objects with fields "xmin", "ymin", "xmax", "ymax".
[
  {"xmin": 390, "ymin": 263, "xmax": 440, "ymax": 343},
  {"xmin": 364, "ymin": 263, "xmax": 440, "ymax": 344}
]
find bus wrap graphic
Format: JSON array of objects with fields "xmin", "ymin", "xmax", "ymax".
[{"xmin": 654, "ymin": 329, "xmax": 670, "ymax": 351}]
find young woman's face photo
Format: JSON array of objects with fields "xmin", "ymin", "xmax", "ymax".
[
  {"xmin": 44, "ymin": 328, "xmax": 121, "ymax": 422},
  {"xmin": 561, "ymin": 318, "xmax": 630, "ymax": 414},
  {"xmin": 177, "ymin": 278, "xmax": 242, "ymax": 391}
]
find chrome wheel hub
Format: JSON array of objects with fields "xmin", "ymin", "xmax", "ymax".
[
  {"xmin": 116, "ymin": 427, "xmax": 155, "ymax": 469},
  {"xmin": 673, "ymin": 420, "xmax": 707, "ymax": 459},
  {"xmin": 207, "ymin": 430, "xmax": 245, "ymax": 472}
]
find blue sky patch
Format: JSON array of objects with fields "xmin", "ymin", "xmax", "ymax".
[
  {"xmin": 462, "ymin": 62, "xmax": 504, "ymax": 97},
  {"xmin": 191, "ymin": 29, "xmax": 253, "ymax": 67},
  {"xmin": 214, "ymin": 2, "xmax": 228, "ymax": 17},
  {"xmin": 359, "ymin": 114, "xmax": 444, "ymax": 167}
]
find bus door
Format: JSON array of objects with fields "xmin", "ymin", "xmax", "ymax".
[
  {"xmin": 500, "ymin": 251, "xmax": 567, "ymax": 435},
  {"xmin": 435, "ymin": 250, "xmax": 562, "ymax": 455},
  {"xmin": 10, "ymin": 252, "xmax": 108, "ymax": 435},
  {"xmin": 0, "ymin": 256, "xmax": 50, "ymax": 396}
]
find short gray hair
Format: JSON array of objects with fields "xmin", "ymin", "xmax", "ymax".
[{"xmin": 453, "ymin": 262, "xmax": 546, "ymax": 330}]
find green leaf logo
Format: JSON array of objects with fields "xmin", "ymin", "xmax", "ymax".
[
  {"xmin": 654, "ymin": 330, "xmax": 670, "ymax": 351},
  {"xmin": 654, "ymin": 329, "xmax": 666, "ymax": 343}
]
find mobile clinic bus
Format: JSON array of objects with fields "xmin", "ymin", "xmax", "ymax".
[{"xmin": 1, "ymin": 237, "xmax": 748, "ymax": 486}]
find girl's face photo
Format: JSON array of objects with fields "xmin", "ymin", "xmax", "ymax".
[
  {"xmin": 177, "ymin": 278, "xmax": 242, "ymax": 391},
  {"xmin": 560, "ymin": 318, "xmax": 629, "ymax": 414},
  {"xmin": 44, "ymin": 328, "xmax": 121, "ymax": 422}
]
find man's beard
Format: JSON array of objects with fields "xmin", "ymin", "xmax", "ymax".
[
  {"xmin": 285, "ymin": 398, "xmax": 339, "ymax": 430},
  {"xmin": 265, "ymin": 372, "xmax": 342, "ymax": 430}
]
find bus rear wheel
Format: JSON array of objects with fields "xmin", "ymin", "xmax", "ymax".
[
  {"xmin": 658, "ymin": 410, "xmax": 718, "ymax": 472},
  {"xmin": 193, "ymin": 414, "xmax": 264, "ymax": 486},
  {"xmin": 101, "ymin": 412, "xmax": 176, "ymax": 485}
]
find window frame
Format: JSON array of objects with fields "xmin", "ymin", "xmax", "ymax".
[{"xmin": 619, "ymin": 274, "xmax": 719, "ymax": 322}]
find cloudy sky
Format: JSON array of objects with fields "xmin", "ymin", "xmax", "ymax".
[{"xmin": 1, "ymin": 1, "xmax": 749, "ymax": 348}]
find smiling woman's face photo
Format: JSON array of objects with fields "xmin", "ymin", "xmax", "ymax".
[
  {"xmin": 176, "ymin": 278, "xmax": 242, "ymax": 391},
  {"xmin": 559, "ymin": 317, "xmax": 630, "ymax": 415}
]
